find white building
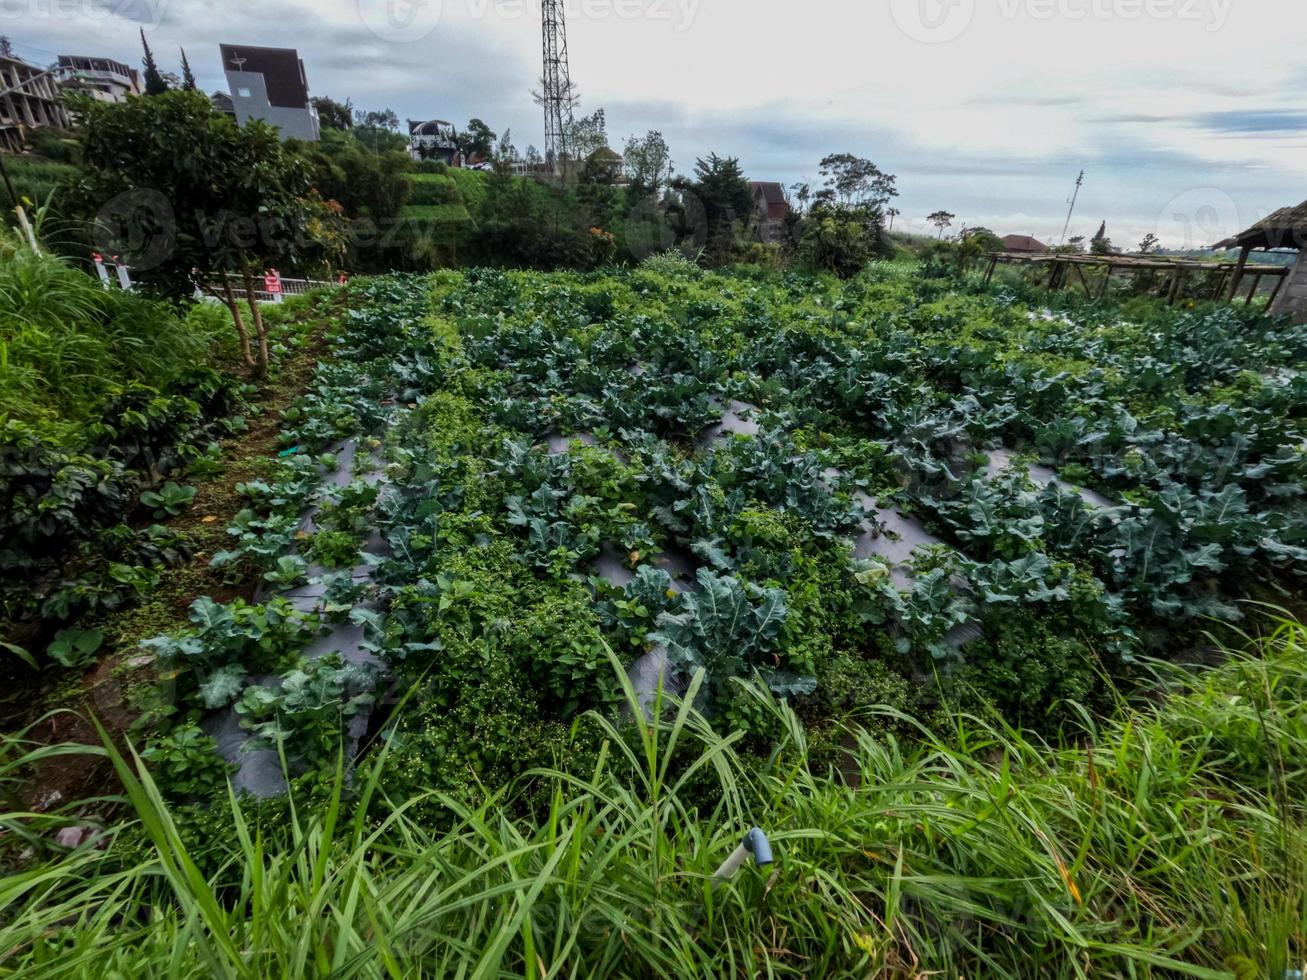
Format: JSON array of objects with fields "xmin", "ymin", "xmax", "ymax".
[
  {"xmin": 219, "ymin": 44, "xmax": 319, "ymax": 142},
  {"xmin": 57, "ymin": 55, "xmax": 143, "ymax": 104}
]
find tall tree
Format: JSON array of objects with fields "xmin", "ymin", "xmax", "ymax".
[
  {"xmin": 928, "ymin": 210, "xmax": 956, "ymax": 239},
  {"xmin": 1137, "ymin": 232, "xmax": 1160, "ymax": 255},
  {"xmin": 816, "ymin": 153, "xmax": 898, "ymax": 211},
  {"xmin": 75, "ymin": 90, "xmax": 335, "ymax": 376},
  {"xmin": 179, "ymin": 48, "xmax": 197, "ymax": 91},
  {"xmin": 457, "ymin": 118, "xmax": 497, "ymax": 160},
  {"xmin": 140, "ymin": 29, "xmax": 169, "ymax": 96},
  {"xmin": 623, "ymin": 130, "xmax": 672, "ymax": 200},
  {"xmin": 673, "ymin": 153, "xmax": 752, "ymax": 265},
  {"xmin": 311, "ymin": 96, "xmax": 353, "ymax": 131},
  {"xmin": 1090, "ymin": 220, "xmax": 1113, "ymax": 255},
  {"xmin": 0, "ymin": 36, "xmax": 13, "ymax": 59},
  {"xmin": 565, "ymin": 109, "xmax": 608, "ymax": 163}
]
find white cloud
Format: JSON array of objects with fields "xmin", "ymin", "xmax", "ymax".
[{"xmin": 9, "ymin": 0, "xmax": 1306, "ymax": 245}]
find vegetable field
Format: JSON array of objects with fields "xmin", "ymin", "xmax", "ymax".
[{"xmin": 141, "ymin": 258, "xmax": 1307, "ymax": 794}]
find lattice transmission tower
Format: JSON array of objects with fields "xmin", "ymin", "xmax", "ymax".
[{"xmin": 541, "ymin": 0, "xmax": 574, "ymax": 173}]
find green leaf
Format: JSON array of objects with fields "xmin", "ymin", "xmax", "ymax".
[
  {"xmin": 198, "ymin": 664, "xmax": 248, "ymax": 709},
  {"xmin": 48, "ymin": 629, "xmax": 105, "ymax": 669}
]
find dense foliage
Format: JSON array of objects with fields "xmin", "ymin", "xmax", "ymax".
[
  {"xmin": 3, "ymin": 620, "xmax": 1304, "ymax": 977},
  {"xmin": 0, "ymin": 240, "xmax": 248, "ymax": 644},
  {"xmin": 131, "ymin": 261, "xmax": 1307, "ymax": 804}
]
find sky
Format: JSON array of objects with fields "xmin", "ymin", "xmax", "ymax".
[{"xmin": 8, "ymin": 0, "xmax": 1307, "ymax": 248}]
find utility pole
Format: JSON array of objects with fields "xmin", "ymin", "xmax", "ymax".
[{"xmin": 1060, "ymin": 169, "xmax": 1085, "ymax": 246}]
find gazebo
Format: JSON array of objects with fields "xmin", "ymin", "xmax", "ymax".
[{"xmin": 1213, "ymin": 201, "xmax": 1307, "ymax": 323}]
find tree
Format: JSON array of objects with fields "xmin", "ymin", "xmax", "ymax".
[
  {"xmin": 1137, "ymin": 232, "xmax": 1160, "ymax": 255},
  {"xmin": 457, "ymin": 118, "xmax": 496, "ymax": 160},
  {"xmin": 0, "ymin": 37, "xmax": 13, "ymax": 59},
  {"xmin": 353, "ymin": 107, "xmax": 405, "ymax": 153},
  {"xmin": 887, "ymin": 207, "xmax": 900, "ymax": 232},
  {"xmin": 355, "ymin": 107, "xmax": 399, "ymax": 132},
  {"xmin": 140, "ymin": 29, "xmax": 169, "ymax": 96},
  {"xmin": 623, "ymin": 130, "xmax": 672, "ymax": 199},
  {"xmin": 672, "ymin": 154, "xmax": 753, "ymax": 265},
  {"xmin": 312, "ymin": 96, "xmax": 353, "ymax": 131},
  {"xmin": 565, "ymin": 109, "xmax": 608, "ymax": 164},
  {"xmin": 963, "ymin": 226, "xmax": 1004, "ymax": 253},
  {"xmin": 1090, "ymin": 220, "xmax": 1113, "ymax": 255},
  {"xmin": 179, "ymin": 48, "xmax": 197, "ymax": 91},
  {"xmin": 816, "ymin": 153, "xmax": 898, "ymax": 211},
  {"xmin": 928, "ymin": 210, "xmax": 956, "ymax": 239},
  {"xmin": 74, "ymin": 91, "xmax": 335, "ymax": 377}
]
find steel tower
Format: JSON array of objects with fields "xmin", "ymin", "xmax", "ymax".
[{"xmin": 541, "ymin": 0, "xmax": 574, "ymax": 172}]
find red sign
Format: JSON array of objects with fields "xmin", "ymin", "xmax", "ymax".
[{"xmin": 264, "ymin": 270, "xmax": 283, "ymax": 294}]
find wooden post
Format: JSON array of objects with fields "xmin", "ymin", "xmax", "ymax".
[
  {"xmin": 1266, "ymin": 271, "xmax": 1288, "ymax": 312},
  {"xmin": 1245, "ymin": 271, "xmax": 1262, "ymax": 305},
  {"xmin": 1073, "ymin": 263, "xmax": 1093, "ymax": 298},
  {"xmin": 984, "ymin": 255, "xmax": 998, "ymax": 285},
  {"xmin": 1098, "ymin": 265, "xmax": 1113, "ymax": 299},
  {"xmin": 1225, "ymin": 244, "xmax": 1252, "ymax": 301},
  {"xmin": 1167, "ymin": 267, "xmax": 1184, "ymax": 305}
]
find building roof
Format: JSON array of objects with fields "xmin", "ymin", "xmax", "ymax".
[
  {"xmin": 750, "ymin": 181, "xmax": 789, "ymax": 222},
  {"xmin": 1002, "ymin": 234, "xmax": 1048, "ymax": 252},
  {"xmin": 409, "ymin": 119, "xmax": 454, "ymax": 136},
  {"xmin": 219, "ymin": 44, "xmax": 310, "ymax": 108},
  {"xmin": 1212, "ymin": 201, "xmax": 1307, "ymax": 251}
]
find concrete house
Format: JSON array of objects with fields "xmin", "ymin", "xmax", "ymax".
[
  {"xmin": 56, "ymin": 55, "xmax": 142, "ymax": 103},
  {"xmin": 1214, "ymin": 202, "xmax": 1307, "ymax": 324},
  {"xmin": 219, "ymin": 44, "xmax": 319, "ymax": 142},
  {"xmin": 0, "ymin": 52, "xmax": 70, "ymax": 152}
]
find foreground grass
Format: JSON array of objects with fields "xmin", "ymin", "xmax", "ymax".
[{"xmin": 2, "ymin": 624, "xmax": 1305, "ymax": 977}]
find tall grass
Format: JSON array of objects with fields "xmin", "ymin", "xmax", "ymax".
[
  {"xmin": 1, "ymin": 627, "xmax": 1304, "ymax": 977},
  {"xmin": 0, "ymin": 235, "xmax": 226, "ymax": 430}
]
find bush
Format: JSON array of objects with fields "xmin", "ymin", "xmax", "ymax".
[{"xmin": 405, "ymin": 174, "xmax": 461, "ymax": 206}]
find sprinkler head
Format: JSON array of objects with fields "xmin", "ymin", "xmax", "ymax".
[{"xmin": 743, "ymin": 828, "xmax": 773, "ymax": 867}]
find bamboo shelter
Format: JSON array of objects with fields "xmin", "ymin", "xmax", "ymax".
[
  {"xmin": 982, "ymin": 251, "xmax": 1288, "ymax": 306},
  {"xmin": 1212, "ymin": 201, "xmax": 1307, "ymax": 324}
]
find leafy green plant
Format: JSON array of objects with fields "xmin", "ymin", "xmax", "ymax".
[
  {"xmin": 140, "ymin": 723, "xmax": 235, "ymax": 797},
  {"xmin": 262, "ymin": 555, "xmax": 309, "ymax": 588},
  {"xmin": 139, "ymin": 481, "xmax": 197, "ymax": 518},
  {"xmin": 46, "ymin": 629, "xmax": 105, "ymax": 669}
]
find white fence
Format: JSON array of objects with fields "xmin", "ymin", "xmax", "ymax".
[{"xmin": 201, "ymin": 275, "xmax": 338, "ymax": 306}]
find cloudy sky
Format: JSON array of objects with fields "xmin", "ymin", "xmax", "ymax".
[{"xmin": 9, "ymin": 0, "xmax": 1307, "ymax": 247}]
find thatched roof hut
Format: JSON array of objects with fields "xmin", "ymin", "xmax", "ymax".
[{"xmin": 1213, "ymin": 201, "xmax": 1307, "ymax": 323}]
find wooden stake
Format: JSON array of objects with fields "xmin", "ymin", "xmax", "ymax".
[{"xmin": 1225, "ymin": 244, "xmax": 1252, "ymax": 301}]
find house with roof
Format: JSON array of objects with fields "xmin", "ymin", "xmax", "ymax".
[
  {"xmin": 408, "ymin": 119, "xmax": 458, "ymax": 164},
  {"xmin": 219, "ymin": 44, "xmax": 319, "ymax": 141},
  {"xmin": 1213, "ymin": 201, "xmax": 1307, "ymax": 324},
  {"xmin": 57, "ymin": 55, "xmax": 142, "ymax": 104},
  {"xmin": 750, "ymin": 181, "xmax": 789, "ymax": 243},
  {"xmin": 1001, "ymin": 234, "xmax": 1048, "ymax": 253}
]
